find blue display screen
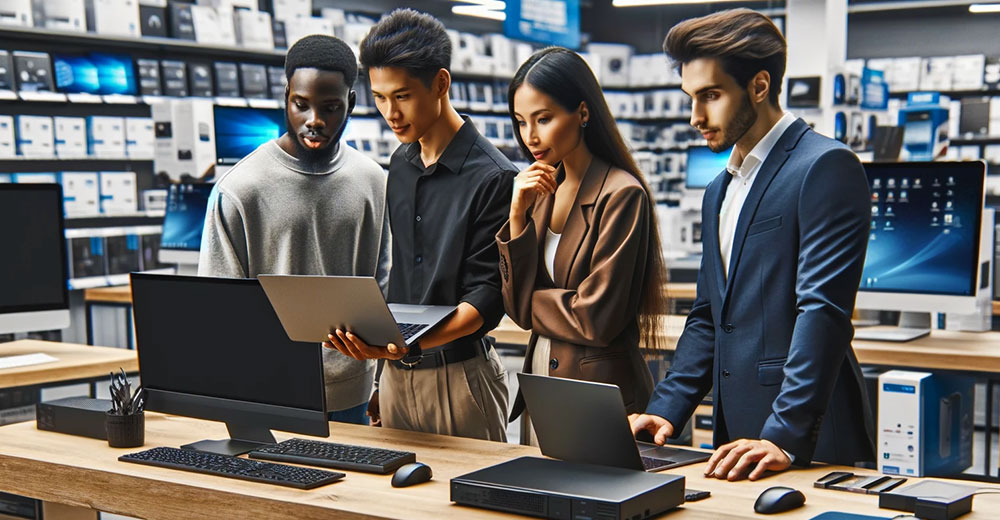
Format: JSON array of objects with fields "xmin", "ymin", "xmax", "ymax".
[
  {"xmin": 53, "ymin": 55, "xmax": 100, "ymax": 94},
  {"xmin": 685, "ymin": 146, "xmax": 731, "ymax": 189},
  {"xmin": 53, "ymin": 53, "xmax": 135, "ymax": 95},
  {"xmin": 213, "ymin": 106, "xmax": 284, "ymax": 165},
  {"xmin": 861, "ymin": 162, "xmax": 984, "ymax": 296},
  {"xmin": 160, "ymin": 184, "xmax": 213, "ymax": 251}
]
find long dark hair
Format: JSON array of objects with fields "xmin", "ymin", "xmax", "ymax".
[{"xmin": 507, "ymin": 47, "xmax": 669, "ymax": 349}]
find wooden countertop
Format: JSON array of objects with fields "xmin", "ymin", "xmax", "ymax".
[{"xmin": 0, "ymin": 340, "xmax": 137, "ymax": 389}]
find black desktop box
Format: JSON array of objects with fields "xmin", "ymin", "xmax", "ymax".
[
  {"xmin": 161, "ymin": 60, "xmax": 188, "ymax": 97},
  {"xmin": 137, "ymin": 58, "xmax": 162, "ymax": 96},
  {"xmin": 272, "ymin": 19, "xmax": 287, "ymax": 49},
  {"xmin": 239, "ymin": 63, "xmax": 268, "ymax": 99},
  {"xmin": 214, "ymin": 62, "xmax": 240, "ymax": 97},
  {"xmin": 139, "ymin": 4, "xmax": 168, "ymax": 38},
  {"xmin": 168, "ymin": 2, "xmax": 196, "ymax": 41},
  {"xmin": 0, "ymin": 50, "xmax": 13, "ymax": 91},
  {"xmin": 187, "ymin": 61, "xmax": 213, "ymax": 98},
  {"xmin": 36, "ymin": 397, "xmax": 112, "ymax": 440},
  {"xmin": 451, "ymin": 456, "xmax": 685, "ymax": 520}
]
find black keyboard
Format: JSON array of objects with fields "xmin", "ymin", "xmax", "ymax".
[
  {"xmin": 249, "ymin": 438, "xmax": 416, "ymax": 474},
  {"xmin": 641, "ymin": 456, "xmax": 675, "ymax": 471},
  {"xmin": 119, "ymin": 446, "xmax": 345, "ymax": 489},
  {"xmin": 397, "ymin": 322, "xmax": 425, "ymax": 341}
]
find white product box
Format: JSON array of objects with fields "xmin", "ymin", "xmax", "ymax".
[
  {"xmin": 152, "ymin": 98, "xmax": 214, "ymax": 181},
  {"xmin": 125, "ymin": 117, "xmax": 154, "ymax": 159},
  {"xmin": 514, "ymin": 42, "xmax": 534, "ymax": 71},
  {"xmin": 88, "ymin": 0, "xmax": 140, "ymax": 37},
  {"xmin": 15, "ymin": 115, "xmax": 54, "ymax": 157},
  {"xmin": 586, "ymin": 43, "xmax": 633, "ymax": 88},
  {"xmin": 919, "ymin": 57, "xmax": 954, "ymax": 91},
  {"xmin": 12, "ymin": 172, "xmax": 58, "ymax": 183},
  {"xmin": 60, "ymin": 171, "xmax": 100, "ymax": 217},
  {"xmin": 34, "ymin": 0, "xmax": 86, "ymax": 32},
  {"xmin": 196, "ymin": 0, "xmax": 255, "ymax": 10},
  {"xmin": 342, "ymin": 21, "xmax": 371, "ymax": 50},
  {"xmin": 579, "ymin": 52, "xmax": 602, "ymax": 82},
  {"xmin": 87, "ymin": 116, "xmax": 126, "ymax": 158},
  {"xmin": 952, "ymin": 55, "xmax": 985, "ymax": 91},
  {"xmin": 234, "ymin": 9, "xmax": 273, "ymax": 50},
  {"xmin": 99, "ymin": 171, "xmax": 137, "ymax": 214},
  {"xmin": 191, "ymin": 5, "xmax": 236, "ymax": 46},
  {"xmin": 283, "ymin": 16, "xmax": 333, "ymax": 49},
  {"xmin": 319, "ymin": 7, "xmax": 346, "ymax": 38},
  {"xmin": 486, "ymin": 34, "xmax": 514, "ymax": 77},
  {"xmin": 0, "ymin": 0, "xmax": 32, "ymax": 27},
  {"xmin": 890, "ymin": 57, "xmax": 922, "ymax": 92},
  {"xmin": 271, "ymin": 0, "xmax": 309, "ymax": 22},
  {"xmin": 54, "ymin": 116, "xmax": 87, "ymax": 158},
  {"xmin": 0, "ymin": 174, "xmax": 9, "ymax": 182},
  {"xmin": 0, "ymin": 115, "xmax": 14, "ymax": 158}
]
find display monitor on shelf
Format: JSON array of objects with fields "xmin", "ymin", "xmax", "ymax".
[
  {"xmin": 158, "ymin": 183, "xmax": 213, "ymax": 267},
  {"xmin": 0, "ymin": 184, "xmax": 70, "ymax": 334},
  {"xmin": 53, "ymin": 54, "xmax": 100, "ymax": 94},
  {"xmin": 213, "ymin": 105, "xmax": 283, "ymax": 166},
  {"xmin": 91, "ymin": 53, "xmax": 136, "ymax": 95},
  {"xmin": 684, "ymin": 145, "xmax": 730, "ymax": 190},
  {"xmin": 131, "ymin": 273, "xmax": 328, "ymax": 455},
  {"xmin": 856, "ymin": 161, "xmax": 988, "ymax": 341}
]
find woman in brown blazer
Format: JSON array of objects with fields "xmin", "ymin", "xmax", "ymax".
[{"xmin": 496, "ymin": 47, "xmax": 669, "ymax": 439}]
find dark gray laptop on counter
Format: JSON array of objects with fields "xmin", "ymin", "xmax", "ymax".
[
  {"xmin": 258, "ymin": 274, "xmax": 454, "ymax": 347},
  {"xmin": 518, "ymin": 373, "xmax": 710, "ymax": 472}
]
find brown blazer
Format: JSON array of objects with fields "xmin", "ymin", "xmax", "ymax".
[{"xmin": 496, "ymin": 157, "xmax": 655, "ymax": 421}]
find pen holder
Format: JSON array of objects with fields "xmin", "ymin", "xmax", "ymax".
[{"xmin": 106, "ymin": 411, "xmax": 144, "ymax": 448}]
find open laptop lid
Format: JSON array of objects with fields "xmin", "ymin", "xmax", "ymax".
[
  {"xmin": 258, "ymin": 274, "xmax": 454, "ymax": 346},
  {"xmin": 517, "ymin": 373, "xmax": 647, "ymax": 471}
]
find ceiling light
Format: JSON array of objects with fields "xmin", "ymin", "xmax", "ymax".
[
  {"xmin": 613, "ymin": 0, "xmax": 746, "ymax": 6},
  {"xmin": 452, "ymin": 5, "xmax": 507, "ymax": 21},
  {"xmin": 970, "ymin": 3, "xmax": 1000, "ymax": 13}
]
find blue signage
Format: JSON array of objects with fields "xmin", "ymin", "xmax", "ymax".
[{"xmin": 504, "ymin": 0, "xmax": 581, "ymax": 49}]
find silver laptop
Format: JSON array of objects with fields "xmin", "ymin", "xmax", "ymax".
[
  {"xmin": 258, "ymin": 274, "xmax": 455, "ymax": 347},
  {"xmin": 518, "ymin": 373, "xmax": 710, "ymax": 472}
]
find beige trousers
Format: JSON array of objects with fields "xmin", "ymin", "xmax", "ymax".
[
  {"xmin": 380, "ymin": 345, "xmax": 509, "ymax": 442},
  {"xmin": 523, "ymin": 336, "xmax": 552, "ymax": 447}
]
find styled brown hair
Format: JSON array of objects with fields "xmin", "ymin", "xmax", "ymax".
[
  {"xmin": 508, "ymin": 47, "xmax": 670, "ymax": 350},
  {"xmin": 664, "ymin": 8, "xmax": 786, "ymax": 106}
]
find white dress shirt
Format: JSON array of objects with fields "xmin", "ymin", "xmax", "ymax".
[{"xmin": 718, "ymin": 112, "xmax": 796, "ymax": 280}]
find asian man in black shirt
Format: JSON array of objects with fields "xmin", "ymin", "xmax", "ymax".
[{"xmin": 325, "ymin": 8, "xmax": 514, "ymax": 441}]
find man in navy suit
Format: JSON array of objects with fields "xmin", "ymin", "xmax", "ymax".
[{"xmin": 630, "ymin": 9, "xmax": 875, "ymax": 481}]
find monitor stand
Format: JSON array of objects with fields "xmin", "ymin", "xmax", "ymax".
[
  {"xmin": 853, "ymin": 311, "xmax": 931, "ymax": 342},
  {"xmin": 181, "ymin": 421, "xmax": 277, "ymax": 456}
]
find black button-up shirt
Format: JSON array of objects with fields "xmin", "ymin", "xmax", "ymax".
[{"xmin": 387, "ymin": 118, "xmax": 517, "ymax": 344}]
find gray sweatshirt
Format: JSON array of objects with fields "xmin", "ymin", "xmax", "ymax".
[{"xmin": 198, "ymin": 139, "xmax": 391, "ymax": 411}]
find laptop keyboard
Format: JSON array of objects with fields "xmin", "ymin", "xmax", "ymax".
[
  {"xmin": 397, "ymin": 322, "xmax": 425, "ymax": 341},
  {"xmin": 641, "ymin": 456, "xmax": 675, "ymax": 471}
]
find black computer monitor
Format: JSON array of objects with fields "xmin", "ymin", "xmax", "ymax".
[
  {"xmin": 213, "ymin": 105, "xmax": 283, "ymax": 166},
  {"xmin": 158, "ymin": 183, "xmax": 213, "ymax": 265},
  {"xmin": 0, "ymin": 184, "xmax": 70, "ymax": 334},
  {"xmin": 685, "ymin": 145, "xmax": 730, "ymax": 190},
  {"xmin": 130, "ymin": 273, "xmax": 329, "ymax": 455}
]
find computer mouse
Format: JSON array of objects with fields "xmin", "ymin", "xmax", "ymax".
[
  {"xmin": 753, "ymin": 486, "xmax": 805, "ymax": 514},
  {"xmin": 391, "ymin": 462, "xmax": 432, "ymax": 488}
]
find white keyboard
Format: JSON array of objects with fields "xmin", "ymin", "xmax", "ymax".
[{"xmin": 0, "ymin": 352, "xmax": 59, "ymax": 370}]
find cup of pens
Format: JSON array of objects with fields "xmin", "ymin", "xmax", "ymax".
[{"xmin": 106, "ymin": 368, "xmax": 145, "ymax": 448}]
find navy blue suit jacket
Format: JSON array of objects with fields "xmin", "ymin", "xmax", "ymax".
[{"xmin": 647, "ymin": 119, "xmax": 875, "ymax": 466}]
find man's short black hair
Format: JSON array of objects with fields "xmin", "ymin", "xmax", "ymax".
[
  {"xmin": 358, "ymin": 8, "xmax": 451, "ymax": 87},
  {"xmin": 285, "ymin": 34, "xmax": 359, "ymax": 87}
]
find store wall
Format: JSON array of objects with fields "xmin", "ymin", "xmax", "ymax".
[{"xmin": 848, "ymin": 8, "xmax": 1000, "ymax": 59}]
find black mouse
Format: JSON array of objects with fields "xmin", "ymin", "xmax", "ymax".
[
  {"xmin": 753, "ymin": 486, "xmax": 805, "ymax": 514},
  {"xmin": 391, "ymin": 462, "xmax": 432, "ymax": 487}
]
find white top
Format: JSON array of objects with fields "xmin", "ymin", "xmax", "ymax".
[
  {"xmin": 718, "ymin": 112, "xmax": 796, "ymax": 279},
  {"xmin": 544, "ymin": 227, "xmax": 562, "ymax": 281}
]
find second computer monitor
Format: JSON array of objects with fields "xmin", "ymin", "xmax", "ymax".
[
  {"xmin": 685, "ymin": 146, "xmax": 731, "ymax": 190},
  {"xmin": 131, "ymin": 273, "xmax": 329, "ymax": 455},
  {"xmin": 213, "ymin": 105, "xmax": 283, "ymax": 166},
  {"xmin": 858, "ymin": 161, "xmax": 986, "ymax": 315},
  {"xmin": 158, "ymin": 183, "xmax": 213, "ymax": 266}
]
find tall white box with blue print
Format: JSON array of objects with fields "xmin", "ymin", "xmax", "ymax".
[{"xmin": 877, "ymin": 370, "xmax": 973, "ymax": 477}]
